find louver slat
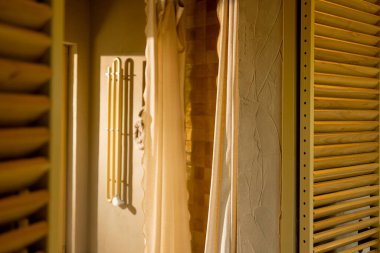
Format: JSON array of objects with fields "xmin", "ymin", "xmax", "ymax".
[
  {"xmin": 325, "ymin": 0, "xmax": 380, "ymax": 14},
  {"xmin": 0, "ymin": 0, "xmax": 52, "ymax": 29},
  {"xmin": 314, "ymin": 85, "xmax": 379, "ymax": 99},
  {"xmin": 314, "ymin": 217, "xmax": 379, "ymax": 243},
  {"xmin": 313, "ymin": 174, "xmax": 378, "ymax": 194},
  {"xmin": 0, "ymin": 191, "xmax": 48, "ymax": 224},
  {"xmin": 315, "ymin": 73, "xmax": 379, "ymax": 88},
  {"xmin": 314, "ymin": 131, "xmax": 379, "ymax": 145},
  {"xmin": 0, "ymin": 128, "xmax": 49, "ymax": 159},
  {"xmin": 314, "ymin": 196, "xmax": 380, "ymax": 218},
  {"xmin": 0, "ymin": 222, "xmax": 48, "ymax": 253},
  {"xmin": 314, "ymin": 207, "xmax": 380, "ymax": 231},
  {"xmin": 314, "ymin": 97, "xmax": 378, "ymax": 110},
  {"xmin": 314, "ymin": 142, "xmax": 378, "ymax": 157},
  {"xmin": 0, "ymin": 23, "xmax": 50, "ymax": 61},
  {"xmin": 315, "ymin": 0, "xmax": 380, "ymax": 25},
  {"xmin": 314, "ymin": 163, "xmax": 378, "ymax": 181},
  {"xmin": 0, "ymin": 58, "xmax": 51, "ymax": 92},
  {"xmin": 340, "ymin": 240, "xmax": 380, "ymax": 253},
  {"xmin": 314, "ymin": 121, "xmax": 378, "ymax": 133},
  {"xmin": 0, "ymin": 157, "xmax": 49, "ymax": 194},
  {"xmin": 315, "ymin": 11, "xmax": 380, "ymax": 35},
  {"xmin": 313, "ymin": 228, "xmax": 380, "ymax": 253},
  {"xmin": 314, "ymin": 110, "xmax": 378, "ymax": 121},
  {"xmin": 0, "ymin": 93, "xmax": 50, "ymax": 126},
  {"xmin": 314, "ymin": 60, "xmax": 379, "ymax": 77},
  {"xmin": 314, "ymin": 152, "xmax": 378, "ymax": 170},
  {"xmin": 0, "ymin": 0, "xmax": 53, "ymax": 250},
  {"xmin": 301, "ymin": 0, "xmax": 380, "ymax": 251},
  {"xmin": 315, "ymin": 48, "xmax": 380, "ymax": 67},
  {"xmin": 315, "ymin": 36, "xmax": 380, "ymax": 57},
  {"xmin": 314, "ymin": 185, "xmax": 379, "ymax": 207},
  {"xmin": 315, "ymin": 24, "xmax": 380, "ymax": 46}
]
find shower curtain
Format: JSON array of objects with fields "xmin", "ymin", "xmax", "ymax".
[
  {"xmin": 142, "ymin": 0, "xmax": 191, "ymax": 253},
  {"xmin": 205, "ymin": 0, "xmax": 239, "ymax": 252}
]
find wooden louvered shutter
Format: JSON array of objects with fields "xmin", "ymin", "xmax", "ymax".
[
  {"xmin": 0, "ymin": 0, "xmax": 65, "ymax": 252},
  {"xmin": 300, "ymin": 0, "xmax": 380, "ymax": 252}
]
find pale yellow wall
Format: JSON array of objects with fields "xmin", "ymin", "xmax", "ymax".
[
  {"xmin": 88, "ymin": 1, "xmax": 146, "ymax": 252},
  {"xmin": 64, "ymin": 0, "xmax": 90, "ymax": 252},
  {"xmin": 97, "ymin": 56, "xmax": 145, "ymax": 253}
]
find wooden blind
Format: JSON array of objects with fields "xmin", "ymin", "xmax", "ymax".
[
  {"xmin": 300, "ymin": 0, "xmax": 380, "ymax": 252},
  {"xmin": 0, "ymin": 0, "xmax": 53, "ymax": 252}
]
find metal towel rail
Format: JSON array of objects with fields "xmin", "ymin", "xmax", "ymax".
[{"xmin": 106, "ymin": 57, "xmax": 131, "ymax": 207}]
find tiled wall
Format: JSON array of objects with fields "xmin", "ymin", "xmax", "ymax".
[{"xmin": 184, "ymin": 0, "xmax": 219, "ymax": 252}]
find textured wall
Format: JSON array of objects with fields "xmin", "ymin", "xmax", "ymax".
[
  {"xmin": 237, "ymin": 0, "xmax": 283, "ymax": 252},
  {"xmin": 184, "ymin": 0, "xmax": 219, "ymax": 252}
]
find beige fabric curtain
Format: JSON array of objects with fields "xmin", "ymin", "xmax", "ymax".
[
  {"xmin": 142, "ymin": 1, "xmax": 191, "ymax": 253},
  {"xmin": 205, "ymin": 0, "xmax": 239, "ymax": 253}
]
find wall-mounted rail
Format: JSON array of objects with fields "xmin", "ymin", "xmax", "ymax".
[{"xmin": 106, "ymin": 58, "xmax": 126, "ymax": 207}]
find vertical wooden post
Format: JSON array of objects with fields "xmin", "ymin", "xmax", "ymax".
[
  {"xmin": 300, "ymin": 0, "xmax": 315, "ymax": 252},
  {"xmin": 281, "ymin": 0, "xmax": 297, "ymax": 251}
]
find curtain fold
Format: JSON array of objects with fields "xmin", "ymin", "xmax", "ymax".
[
  {"xmin": 142, "ymin": 0, "xmax": 191, "ymax": 253},
  {"xmin": 204, "ymin": 0, "xmax": 239, "ymax": 252}
]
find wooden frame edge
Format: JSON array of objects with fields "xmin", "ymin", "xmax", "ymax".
[
  {"xmin": 281, "ymin": 0, "xmax": 298, "ymax": 252},
  {"xmin": 48, "ymin": 0, "xmax": 66, "ymax": 251}
]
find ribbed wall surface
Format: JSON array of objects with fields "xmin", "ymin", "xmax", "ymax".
[
  {"xmin": 301, "ymin": 0, "xmax": 380, "ymax": 252},
  {"xmin": 0, "ymin": 0, "xmax": 52, "ymax": 252}
]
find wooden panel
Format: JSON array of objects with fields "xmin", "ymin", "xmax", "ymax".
[
  {"xmin": 0, "ymin": 191, "xmax": 48, "ymax": 224},
  {"xmin": 0, "ymin": 58, "xmax": 51, "ymax": 92},
  {"xmin": 0, "ymin": 0, "xmax": 52, "ymax": 29},
  {"xmin": 303, "ymin": 2, "xmax": 380, "ymax": 250},
  {"xmin": 0, "ymin": 222, "xmax": 48, "ymax": 253},
  {"xmin": 0, "ymin": 157, "xmax": 49, "ymax": 194},
  {"xmin": 0, "ymin": 93, "xmax": 50, "ymax": 126},
  {"xmin": 0, "ymin": 0, "xmax": 56, "ymax": 251},
  {"xmin": 0, "ymin": 128, "xmax": 49, "ymax": 159},
  {"xmin": 0, "ymin": 23, "xmax": 50, "ymax": 61}
]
